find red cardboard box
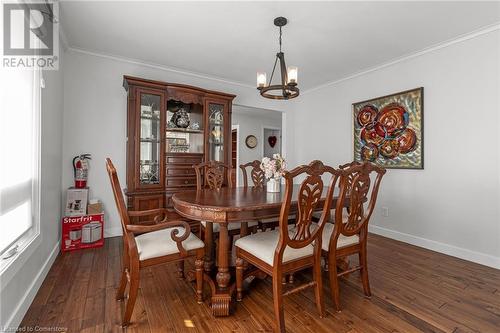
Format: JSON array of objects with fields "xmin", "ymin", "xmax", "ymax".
[{"xmin": 61, "ymin": 213, "xmax": 104, "ymax": 252}]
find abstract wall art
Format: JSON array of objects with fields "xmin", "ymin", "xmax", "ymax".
[{"xmin": 353, "ymin": 87, "xmax": 423, "ymax": 169}]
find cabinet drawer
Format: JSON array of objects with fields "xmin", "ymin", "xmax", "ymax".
[
  {"xmin": 166, "ymin": 167, "xmax": 196, "ymax": 177},
  {"xmin": 166, "ymin": 177, "xmax": 197, "ymax": 187},
  {"xmin": 166, "ymin": 154, "xmax": 203, "ymax": 165}
]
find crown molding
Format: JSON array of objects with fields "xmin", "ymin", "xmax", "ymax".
[
  {"xmin": 64, "ymin": 21, "xmax": 499, "ymax": 94},
  {"xmin": 303, "ymin": 22, "xmax": 500, "ymax": 95},
  {"xmin": 67, "ymin": 46, "xmax": 256, "ymax": 89}
]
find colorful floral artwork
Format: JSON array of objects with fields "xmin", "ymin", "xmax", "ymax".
[{"xmin": 353, "ymin": 88, "xmax": 423, "ymax": 169}]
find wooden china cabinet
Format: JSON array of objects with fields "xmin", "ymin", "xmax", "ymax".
[{"xmin": 123, "ymin": 76, "xmax": 235, "ymax": 228}]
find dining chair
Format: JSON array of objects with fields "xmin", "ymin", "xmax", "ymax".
[
  {"xmin": 235, "ymin": 160, "xmax": 340, "ymax": 333},
  {"xmin": 106, "ymin": 158, "xmax": 205, "ymax": 327},
  {"xmin": 240, "ymin": 160, "xmax": 296, "ymax": 231},
  {"xmin": 194, "ymin": 161, "xmax": 258, "ymax": 250},
  {"xmin": 321, "ymin": 161, "xmax": 385, "ymax": 311}
]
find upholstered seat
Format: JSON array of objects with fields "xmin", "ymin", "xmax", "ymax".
[
  {"xmin": 136, "ymin": 227, "xmax": 205, "ymax": 261},
  {"xmin": 321, "ymin": 223, "xmax": 359, "ymax": 251},
  {"xmin": 312, "ymin": 209, "xmax": 350, "ymax": 222},
  {"xmin": 201, "ymin": 221, "xmax": 258, "ymax": 232},
  {"xmin": 235, "ymin": 226, "xmax": 314, "ymax": 265}
]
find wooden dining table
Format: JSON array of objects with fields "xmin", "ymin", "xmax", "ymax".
[{"xmin": 172, "ymin": 185, "xmax": 344, "ymax": 316}]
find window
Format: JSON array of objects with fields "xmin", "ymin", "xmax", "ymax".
[{"xmin": 0, "ymin": 66, "xmax": 41, "ymax": 269}]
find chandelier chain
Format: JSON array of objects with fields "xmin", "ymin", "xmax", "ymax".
[{"xmin": 279, "ymin": 26, "xmax": 282, "ymax": 53}]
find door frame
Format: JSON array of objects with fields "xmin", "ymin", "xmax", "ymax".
[{"xmin": 231, "ymin": 124, "xmax": 240, "ymax": 187}]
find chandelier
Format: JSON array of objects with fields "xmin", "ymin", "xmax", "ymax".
[{"xmin": 257, "ymin": 17, "xmax": 299, "ymax": 100}]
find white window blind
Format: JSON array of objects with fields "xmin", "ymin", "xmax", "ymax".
[{"xmin": 0, "ymin": 67, "xmax": 41, "ymax": 259}]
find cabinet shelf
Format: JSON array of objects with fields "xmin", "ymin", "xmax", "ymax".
[
  {"xmin": 166, "ymin": 127, "xmax": 204, "ymax": 134},
  {"xmin": 141, "ymin": 115, "xmax": 160, "ymax": 120}
]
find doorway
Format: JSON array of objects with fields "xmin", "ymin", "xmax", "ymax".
[
  {"xmin": 262, "ymin": 127, "xmax": 281, "ymax": 158},
  {"xmin": 231, "ymin": 106, "xmax": 283, "ymax": 187}
]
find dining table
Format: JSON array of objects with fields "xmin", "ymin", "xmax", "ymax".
[{"xmin": 172, "ymin": 185, "xmax": 345, "ymax": 316}]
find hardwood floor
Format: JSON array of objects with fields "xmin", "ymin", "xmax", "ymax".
[{"xmin": 20, "ymin": 234, "xmax": 500, "ymax": 332}]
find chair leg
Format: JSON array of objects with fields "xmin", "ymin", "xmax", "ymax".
[
  {"xmin": 116, "ymin": 267, "xmax": 128, "ymax": 301},
  {"xmin": 272, "ymin": 272, "xmax": 286, "ymax": 333},
  {"xmin": 313, "ymin": 255, "xmax": 325, "ymax": 317},
  {"xmin": 116, "ymin": 251, "xmax": 129, "ymax": 300},
  {"xmin": 122, "ymin": 262, "xmax": 139, "ymax": 327},
  {"xmin": 328, "ymin": 255, "xmax": 341, "ymax": 312},
  {"xmin": 259, "ymin": 222, "xmax": 267, "ymax": 232},
  {"xmin": 359, "ymin": 248, "xmax": 371, "ymax": 297},
  {"xmin": 236, "ymin": 257, "xmax": 244, "ymax": 301},
  {"xmin": 176, "ymin": 260, "xmax": 185, "ymax": 279},
  {"xmin": 195, "ymin": 254, "xmax": 204, "ymax": 304}
]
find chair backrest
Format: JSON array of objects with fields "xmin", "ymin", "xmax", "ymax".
[
  {"xmin": 275, "ymin": 160, "xmax": 341, "ymax": 260},
  {"xmin": 333, "ymin": 162, "xmax": 386, "ymax": 238},
  {"xmin": 105, "ymin": 158, "xmax": 132, "ymax": 237},
  {"xmin": 339, "ymin": 161, "xmax": 362, "ymax": 192},
  {"xmin": 193, "ymin": 160, "xmax": 232, "ymax": 190},
  {"xmin": 240, "ymin": 160, "xmax": 265, "ymax": 188},
  {"xmin": 339, "ymin": 161, "xmax": 361, "ymax": 169}
]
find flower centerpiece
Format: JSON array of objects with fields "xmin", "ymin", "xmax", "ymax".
[{"xmin": 260, "ymin": 154, "xmax": 287, "ymax": 193}]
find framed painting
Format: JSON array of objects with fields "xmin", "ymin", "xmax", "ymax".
[{"xmin": 353, "ymin": 87, "xmax": 423, "ymax": 169}]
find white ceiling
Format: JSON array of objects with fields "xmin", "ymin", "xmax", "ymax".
[{"xmin": 60, "ymin": 1, "xmax": 500, "ymax": 91}]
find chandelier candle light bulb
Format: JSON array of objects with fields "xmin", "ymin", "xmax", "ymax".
[
  {"xmin": 287, "ymin": 66, "xmax": 298, "ymax": 84},
  {"xmin": 257, "ymin": 72, "xmax": 267, "ymax": 88}
]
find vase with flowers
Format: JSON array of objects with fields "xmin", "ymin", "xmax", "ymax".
[{"xmin": 260, "ymin": 154, "xmax": 287, "ymax": 193}]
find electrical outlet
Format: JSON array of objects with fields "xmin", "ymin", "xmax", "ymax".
[{"xmin": 382, "ymin": 207, "xmax": 389, "ymax": 217}]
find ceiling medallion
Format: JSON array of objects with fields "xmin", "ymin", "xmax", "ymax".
[{"xmin": 256, "ymin": 17, "xmax": 299, "ymax": 100}]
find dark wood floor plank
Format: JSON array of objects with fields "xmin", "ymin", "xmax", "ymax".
[{"xmin": 20, "ymin": 233, "xmax": 500, "ymax": 333}]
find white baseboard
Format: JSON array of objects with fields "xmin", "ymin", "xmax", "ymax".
[
  {"xmin": 5, "ymin": 241, "xmax": 60, "ymax": 330},
  {"xmin": 369, "ymin": 224, "xmax": 500, "ymax": 269}
]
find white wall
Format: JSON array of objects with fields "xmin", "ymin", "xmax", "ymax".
[
  {"xmin": 231, "ymin": 106, "xmax": 282, "ymax": 185},
  {"xmin": 1, "ymin": 52, "xmax": 65, "ymax": 328},
  {"xmin": 62, "ymin": 50, "xmax": 293, "ymax": 237},
  {"xmin": 292, "ymin": 29, "xmax": 500, "ymax": 268}
]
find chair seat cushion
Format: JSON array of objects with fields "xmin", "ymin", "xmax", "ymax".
[
  {"xmin": 321, "ymin": 223, "xmax": 359, "ymax": 251},
  {"xmin": 201, "ymin": 221, "xmax": 258, "ymax": 232},
  {"xmin": 235, "ymin": 226, "xmax": 314, "ymax": 265},
  {"xmin": 312, "ymin": 210, "xmax": 349, "ymax": 223},
  {"xmin": 135, "ymin": 227, "xmax": 204, "ymax": 261}
]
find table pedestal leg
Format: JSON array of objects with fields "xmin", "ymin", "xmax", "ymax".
[
  {"xmin": 212, "ymin": 222, "xmax": 231, "ymax": 316},
  {"xmin": 204, "ymin": 223, "xmax": 214, "ymax": 273}
]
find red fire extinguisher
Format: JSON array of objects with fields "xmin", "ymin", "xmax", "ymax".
[{"xmin": 73, "ymin": 154, "xmax": 91, "ymax": 188}]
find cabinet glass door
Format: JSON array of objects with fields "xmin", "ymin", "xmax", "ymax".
[
  {"xmin": 208, "ymin": 103, "xmax": 225, "ymax": 162},
  {"xmin": 139, "ymin": 93, "xmax": 161, "ymax": 184}
]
